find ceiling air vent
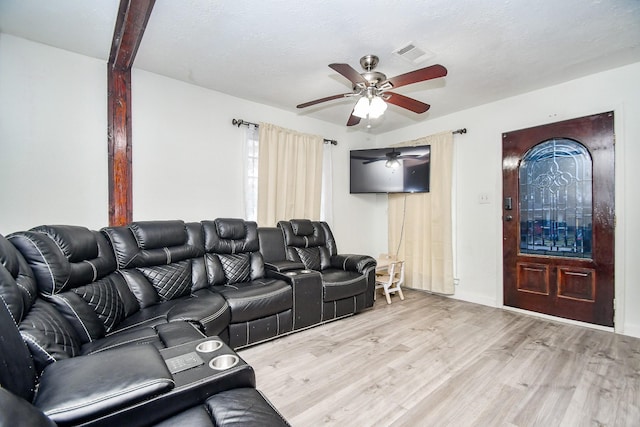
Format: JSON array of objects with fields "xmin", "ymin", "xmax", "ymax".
[{"xmin": 393, "ymin": 42, "xmax": 434, "ymax": 64}]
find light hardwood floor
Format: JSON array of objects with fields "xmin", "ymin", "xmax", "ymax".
[{"xmin": 239, "ymin": 289, "xmax": 640, "ymax": 426}]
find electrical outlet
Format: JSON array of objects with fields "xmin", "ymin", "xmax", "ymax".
[{"xmin": 478, "ymin": 193, "xmax": 490, "ymax": 204}]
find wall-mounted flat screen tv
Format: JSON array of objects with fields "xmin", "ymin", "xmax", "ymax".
[{"xmin": 350, "ymin": 145, "xmax": 431, "ymax": 193}]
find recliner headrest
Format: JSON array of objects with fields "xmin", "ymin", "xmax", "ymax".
[
  {"xmin": 290, "ymin": 219, "xmax": 314, "ymax": 237},
  {"xmin": 101, "ymin": 220, "xmax": 201, "ymax": 269},
  {"xmin": 129, "ymin": 220, "xmax": 187, "ymax": 250},
  {"xmin": 9, "ymin": 226, "xmax": 117, "ymax": 295},
  {"xmin": 201, "ymin": 219, "xmax": 259, "ymax": 254},
  {"xmin": 31, "ymin": 225, "xmax": 98, "ymax": 262},
  {"xmin": 0, "ymin": 233, "xmax": 38, "ymax": 322},
  {"xmin": 215, "ymin": 218, "xmax": 247, "ymax": 240},
  {"xmin": 0, "ymin": 233, "xmax": 19, "ymax": 277}
]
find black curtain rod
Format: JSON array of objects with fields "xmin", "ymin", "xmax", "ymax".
[{"xmin": 232, "ymin": 118, "xmax": 338, "ymax": 145}]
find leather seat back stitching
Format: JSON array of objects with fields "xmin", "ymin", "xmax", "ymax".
[
  {"xmin": 39, "ymin": 233, "xmax": 73, "ymax": 291},
  {"xmin": 15, "ymin": 282, "xmax": 33, "ymax": 300},
  {"xmin": 163, "ymin": 247, "xmax": 171, "ymax": 264},
  {"xmin": 52, "ymin": 295, "xmax": 93, "ymax": 342},
  {"xmin": 130, "ymin": 226, "xmax": 142, "ymax": 249},
  {"xmin": 9, "ymin": 235, "xmax": 57, "ymax": 296},
  {"xmin": 83, "ymin": 260, "xmax": 98, "ymax": 282},
  {"xmin": 0, "ymin": 294, "xmax": 18, "ymax": 324},
  {"xmin": 21, "ymin": 333, "xmax": 56, "ymax": 363}
]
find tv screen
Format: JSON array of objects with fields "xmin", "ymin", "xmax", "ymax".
[{"xmin": 350, "ymin": 145, "xmax": 431, "ymax": 193}]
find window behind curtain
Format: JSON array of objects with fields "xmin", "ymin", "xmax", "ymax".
[
  {"xmin": 244, "ymin": 124, "xmax": 259, "ymax": 221},
  {"xmin": 244, "ymin": 124, "xmax": 333, "ymax": 224}
]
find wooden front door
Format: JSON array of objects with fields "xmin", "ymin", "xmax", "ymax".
[{"xmin": 502, "ymin": 112, "xmax": 615, "ymax": 327}]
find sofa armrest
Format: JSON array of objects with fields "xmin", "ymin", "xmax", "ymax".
[
  {"xmin": 34, "ymin": 345, "xmax": 174, "ymax": 426},
  {"xmin": 264, "ymin": 260, "xmax": 305, "ymax": 272},
  {"xmin": 330, "ymin": 254, "xmax": 377, "ymax": 274},
  {"xmin": 266, "ymin": 270, "xmax": 322, "ymax": 329},
  {"xmin": 0, "ymin": 388, "xmax": 56, "ymax": 427}
]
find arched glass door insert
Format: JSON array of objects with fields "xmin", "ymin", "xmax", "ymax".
[{"xmin": 519, "ymin": 138, "xmax": 592, "ymax": 258}]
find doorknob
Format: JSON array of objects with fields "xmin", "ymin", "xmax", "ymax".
[{"xmin": 505, "ymin": 215, "xmax": 513, "ymax": 221}]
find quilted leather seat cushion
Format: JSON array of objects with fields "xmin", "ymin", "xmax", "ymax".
[
  {"xmin": 320, "ymin": 269, "xmax": 368, "ymax": 302},
  {"xmin": 164, "ymin": 289, "xmax": 230, "ymax": 336},
  {"xmin": 213, "ymin": 279, "xmax": 292, "ymax": 323}
]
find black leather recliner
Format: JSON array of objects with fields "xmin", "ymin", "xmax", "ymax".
[
  {"xmin": 7, "ymin": 224, "xmax": 212, "ymax": 371},
  {"xmin": 200, "ymin": 218, "xmax": 294, "ymax": 348},
  {"xmin": 0, "ymin": 232, "xmax": 289, "ymax": 426},
  {"xmin": 277, "ymin": 219, "xmax": 377, "ymax": 321}
]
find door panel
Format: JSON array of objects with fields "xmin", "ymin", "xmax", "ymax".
[
  {"xmin": 502, "ymin": 112, "xmax": 614, "ymax": 326},
  {"xmin": 517, "ymin": 262, "xmax": 549, "ymax": 295}
]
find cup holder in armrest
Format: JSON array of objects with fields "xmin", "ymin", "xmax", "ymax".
[
  {"xmin": 285, "ymin": 271, "xmax": 298, "ymax": 276},
  {"xmin": 209, "ymin": 354, "xmax": 239, "ymax": 370},
  {"xmin": 195, "ymin": 339, "xmax": 223, "ymax": 353},
  {"xmin": 300, "ymin": 269, "xmax": 313, "ymax": 273}
]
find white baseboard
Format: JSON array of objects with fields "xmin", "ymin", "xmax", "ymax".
[
  {"xmin": 449, "ymin": 290, "xmax": 498, "ymax": 308},
  {"xmin": 448, "ymin": 290, "xmax": 640, "ymax": 339},
  {"xmin": 621, "ymin": 323, "xmax": 640, "ymax": 339}
]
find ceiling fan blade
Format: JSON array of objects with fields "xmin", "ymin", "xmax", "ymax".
[
  {"xmin": 385, "ymin": 92, "xmax": 431, "ymax": 114},
  {"xmin": 329, "ymin": 63, "xmax": 369, "ymax": 86},
  {"xmin": 346, "ymin": 102, "xmax": 362, "ymax": 127},
  {"xmin": 382, "ymin": 64, "xmax": 447, "ymax": 89},
  {"xmin": 363, "ymin": 158, "xmax": 385, "ymax": 164},
  {"xmin": 347, "ymin": 113, "xmax": 361, "ymax": 127},
  {"xmin": 297, "ymin": 93, "xmax": 352, "ymax": 109}
]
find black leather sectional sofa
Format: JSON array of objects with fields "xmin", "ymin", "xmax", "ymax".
[{"xmin": 0, "ymin": 218, "xmax": 376, "ymax": 426}]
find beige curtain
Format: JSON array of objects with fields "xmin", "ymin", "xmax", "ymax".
[
  {"xmin": 388, "ymin": 131, "xmax": 454, "ymax": 294},
  {"xmin": 257, "ymin": 123, "xmax": 324, "ymax": 226}
]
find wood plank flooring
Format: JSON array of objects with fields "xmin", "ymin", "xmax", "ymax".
[{"xmin": 239, "ymin": 289, "xmax": 640, "ymax": 426}]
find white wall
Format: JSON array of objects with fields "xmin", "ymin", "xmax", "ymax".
[
  {"xmin": 131, "ymin": 69, "xmax": 382, "ymax": 256},
  {"xmin": 378, "ymin": 62, "xmax": 640, "ymax": 337},
  {"xmin": 0, "ymin": 34, "xmax": 384, "ymax": 258},
  {"xmin": 0, "ymin": 34, "xmax": 109, "ymax": 233}
]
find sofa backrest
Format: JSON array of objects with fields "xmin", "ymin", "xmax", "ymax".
[
  {"xmin": 257, "ymin": 227, "xmax": 287, "ymax": 264},
  {"xmin": 101, "ymin": 220, "xmax": 208, "ymax": 307},
  {"xmin": 8, "ymin": 225, "xmax": 138, "ymax": 348},
  {"xmin": 0, "ymin": 233, "xmax": 39, "ymax": 400},
  {"xmin": 10, "ymin": 225, "xmax": 118, "ymax": 297},
  {"xmin": 278, "ymin": 219, "xmax": 338, "ymax": 271},
  {"xmin": 201, "ymin": 218, "xmax": 265, "ymax": 285}
]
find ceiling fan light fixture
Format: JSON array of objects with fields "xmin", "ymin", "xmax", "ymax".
[
  {"xmin": 385, "ymin": 158, "xmax": 401, "ymax": 169},
  {"xmin": 353, "ymin": 96, "xmax": 370, "ymax": 119},
  {"xmin": 368, "ymin": 96, "xmax": 387, "ymax": 119}
]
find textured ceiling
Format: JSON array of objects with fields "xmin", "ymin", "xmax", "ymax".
[{"xmin": 1, "ymin": 0, "xmax": 639, "ymax": 134}]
